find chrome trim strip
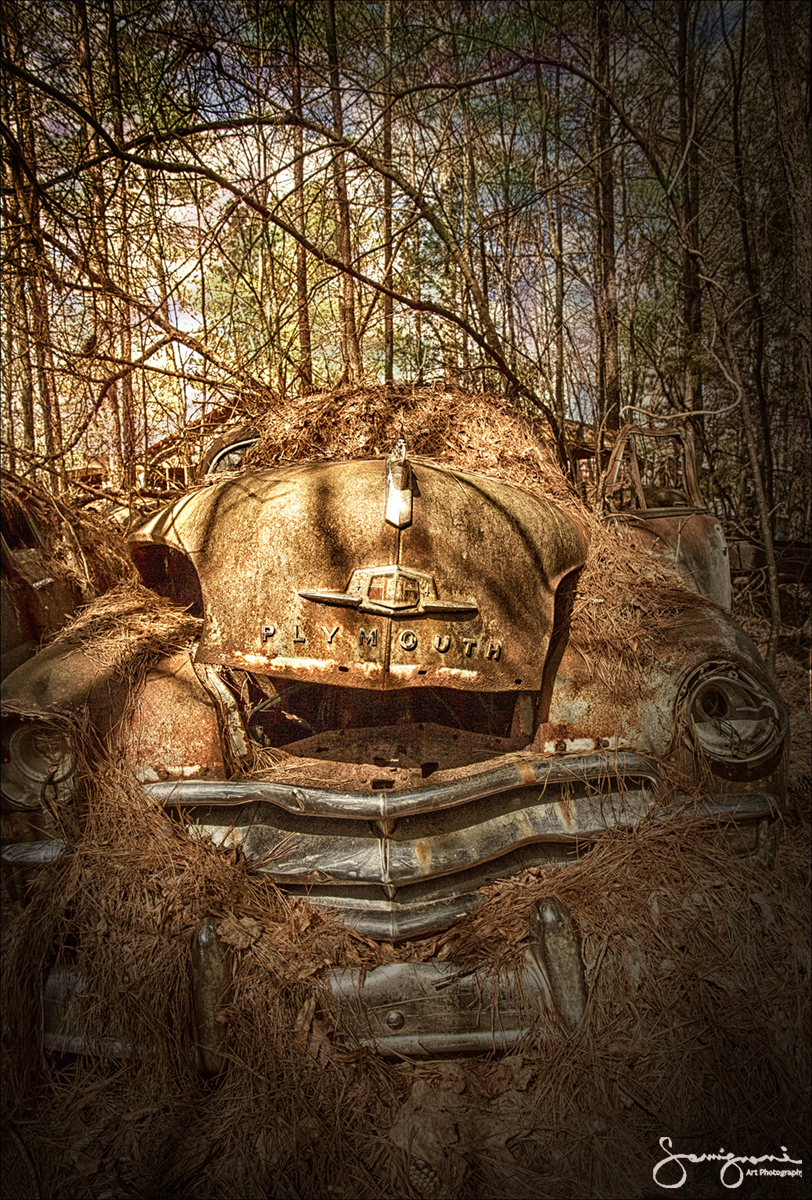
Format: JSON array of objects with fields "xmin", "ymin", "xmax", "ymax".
[
  {"xmin": 185, "ymin": 791, "xmax": 776, "ymax": 890},
  {"xmin": 147, "ymin": 749, "xmax": 662, "ymax": 820},
  {"xmin": 0, "ymin": 792, "xmax": 777, "ymax": 887},
  {"xmin": 188, "ymin": 787, "xmax": 655, "ymax": 885},
  {"xmin": 304, "ymin": 891, "xmax": 486, "ymax": 940},
  {"xmin": 1, "ymin": 839, "xmax": 67, "ymax": 864},
  {"xmin": 191, "ymin": 662, "xmax": 250, "ymax": 761}
]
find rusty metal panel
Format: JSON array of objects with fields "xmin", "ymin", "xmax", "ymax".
[
  {"xmin": 117, "ymin": 652, "xmax": 226, "ymax": 781},
  {"xmin": 1, "ymin": 642, "xmax": 127, "ymax": 734},
  {"xmin": 130, "ymin": 459, "xmax": 588, "ymax": 692},
  {"xmin": 131, "ymin": 462, "xmax": 397, "ymax": 686},
  {"xmin": 1, "ymin": 548, "xmax": 81, "ymax": 680}
]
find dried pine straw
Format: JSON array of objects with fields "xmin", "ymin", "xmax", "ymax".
[
  {"xmin": 1, "ymin": 471, "xmax": 136, "ymax": 600},
  {"xmin": 2, "ymin": 387, "xmax": 809, "ymax": 1199},
  {"xmin": 49, "ymin": 581, "xmax": 202, "ymax": 681}
]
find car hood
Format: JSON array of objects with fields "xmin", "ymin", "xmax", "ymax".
[{"xmin": 129, "ymin": 458, "xmax": 589, "ymax": 692}]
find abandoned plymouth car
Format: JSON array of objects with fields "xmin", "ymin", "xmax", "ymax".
[{"xmin": 1, "ymin": 439, "xmax": 789, "ymax": 1061}]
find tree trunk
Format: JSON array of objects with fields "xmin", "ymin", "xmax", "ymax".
[
  {"xmin": 553, "ymin": 61, "xmax": 565, "ymax": 435},
  {"xmin": 107, "ymin": 0, "xmax": 136, "ymax": 488},
  {"xmin": 0, "ymin": 63, "xmax": 36, "ymax": 465},
  {"xmin": 725, "ymin": 2, "xmax": 774, "ymax": 519},
  {"xmin": 75, "ymin": 0, "xmax": 123, "ymax": 486},
  {"xmin": 291, "ymin": 0, "xmax": 313, "ymax": 392},
  {"xmin": 618, "ymin": 135, "xmax": 639, "ymax": 414},
  {"xmin": 409, "ymin": 131, "xmax": 423, "ymax": 382},
  {"xmin": 5, "ymin": 0, "xmax": 65, "ymax": 488},
  {"xmin": 11, "ymin": 269, "xmax": 36, "ymax": 460},
  {"xmin": 763, "ymin": 1, "xmax": 811, "ymax": 437},
  {"xmin": 677, "ymin": 0, "xmax": 704, "ymax": 444},
  {"xmin": 709, "ymin": 286, "xmax": 782, "ymax": 674},
  {"xmin": 383, "ymin": 0, "xmax": 394, "ymax": 386},
  {"xmin": 323, "ymin": 0, "xmax": 362, "ymax": 382},
  {"xmin": 1, "ymin": 271, "xmax": 17, "ymax": 472},
  {"xmin": 535, "ymin": 53, "xmax": 566, "ymax": 432},
  {"xmin": 596, "ymin": 0, "xmax": 619, "ymax": 431},
  {"xmin": 192, "ymin": 172, "xmax": 209, "ymax": 418}
]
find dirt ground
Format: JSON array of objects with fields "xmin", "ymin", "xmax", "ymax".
[{"xmin": 2, "ymin": 586, "xmax": 809, "ymax": 1200}]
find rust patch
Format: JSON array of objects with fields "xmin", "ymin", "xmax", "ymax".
[
  {"xmin": 555, "ymin": 798, "xmax": 576, "ymax": 832},
  {"xmin": 608, "ymin": 512, "xmax": 731, "ymax": 610},
  {"xmin": 414, "ymin": 839, "xmax": 432, "ymax": 871}
]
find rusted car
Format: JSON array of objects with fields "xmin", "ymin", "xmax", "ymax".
[
  {"xmin": 1, "ymin": 442, "xmax": 788, "ymax": 1060},
  {"xmin": 197, "ymin": 422, "xmax": 259, "ymax": 478},
  {"xmin": 1, "ymin": 486, "xmax": 80, "ymax": 682}
]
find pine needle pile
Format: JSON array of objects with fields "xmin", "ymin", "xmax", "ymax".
[
  {"xmin": 1, "ymin": 471, "xmax": 136, "ymax": 601},
  {"xmin": 50, "ymin": 581, "xmax": 203, "ymax": 682},
  {"xmin": 3, "ymin": 771, "xmax": 809, "ymax": 1199}
]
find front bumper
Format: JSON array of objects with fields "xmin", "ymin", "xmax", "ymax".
[{"xmin": 35, "ymin": 898, "xmax": 590, "ymax": 1062}]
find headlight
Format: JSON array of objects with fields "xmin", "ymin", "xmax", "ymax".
[
  {"xmin": 1, "ymin": 718, "xmax": 73, "ymax": 809},
  {"xmin": 683, "ymin": 665, "xmax": 787, "ymax": 769}
]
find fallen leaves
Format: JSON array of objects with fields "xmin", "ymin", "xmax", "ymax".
[{"xmin": 216, "ymin": 915, "xmax": 262, "ymax": 950}]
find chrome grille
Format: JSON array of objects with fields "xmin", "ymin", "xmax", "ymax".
[{"xmin": 150, "ymin": 750, "xmax": 663, "ymax": 938}]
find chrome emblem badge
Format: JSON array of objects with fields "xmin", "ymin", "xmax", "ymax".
[{"xmin": 299, "ymin": 565, "xmax": 478, "ymax": 617}]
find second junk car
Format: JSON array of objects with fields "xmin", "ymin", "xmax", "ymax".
[{"xmin": 1, "ymin": 438, "xmax": 788, "ymax": 1059}]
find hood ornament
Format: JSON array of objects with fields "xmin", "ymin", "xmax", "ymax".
[
  {"xmin": 385, "ymin": 439, "xmax": 412, "ymax": 528},
  {"xmin": 299, "ymin": 565, "xmax": 477, "ymax": 617}
]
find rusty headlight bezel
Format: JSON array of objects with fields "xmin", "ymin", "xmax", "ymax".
[
  {"xmin": 682, "ymin": 664, "xmax": 787, "ymax": 771},
  {"xmin": 1, "ymin": 717, "xmax": 74, "ymax": 810}
]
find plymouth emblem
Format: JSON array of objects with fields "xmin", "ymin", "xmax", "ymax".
[{"xmin": 299, "ymin": 565, "xmax": 478, "ymax": 618}]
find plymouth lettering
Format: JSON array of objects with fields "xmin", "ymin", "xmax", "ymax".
[{"xmin": 259, "ymin": 623, "xmax": 503, "ymax": 663}]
